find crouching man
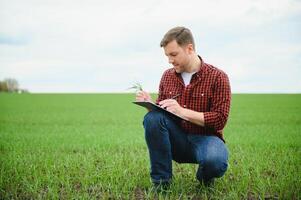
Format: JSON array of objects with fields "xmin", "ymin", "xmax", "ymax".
[{"xmin": 136, "ymin": 26, "xmax": 231, "ymax": 188}]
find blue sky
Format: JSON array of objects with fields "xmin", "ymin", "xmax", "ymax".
[{"xmin": 0, "ymin": 0, "xmax": 300, "ymax": 93}]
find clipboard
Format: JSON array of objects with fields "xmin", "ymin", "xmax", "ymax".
[{"xmin": 133, "ymin": 101, "xmax": 186, "ymax": 121}]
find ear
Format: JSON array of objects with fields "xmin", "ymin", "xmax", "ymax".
[{"xmin": 186, "ymin": 43, "xmax": 194, "ymax": 54}]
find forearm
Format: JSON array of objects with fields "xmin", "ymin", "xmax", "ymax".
[
  {"xmin": 181, "ymin": 108, "xmax": 205, "ymax": 126},
  {"xmin": 181, "ymin": 108, "xmax": 228, "ymax": 130}
]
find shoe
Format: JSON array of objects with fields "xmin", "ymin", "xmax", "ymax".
[{"xmin": 196, "ymin": 169, "xmax": 214, "ymax": 187}]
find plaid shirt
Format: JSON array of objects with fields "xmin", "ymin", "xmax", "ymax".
[{"xmin": 156, "ymin": 56, "xmax": 231, "ymax": 142}]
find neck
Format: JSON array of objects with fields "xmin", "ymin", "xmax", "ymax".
[{"xmin": 185, "ymin": 54, "xmax": 201, "ymax": 73}]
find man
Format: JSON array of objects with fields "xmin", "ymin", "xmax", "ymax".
[{"xmin": 136, "ymin": 26, "xmax": 231, "ymax": 188}]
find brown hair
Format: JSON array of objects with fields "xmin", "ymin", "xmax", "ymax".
[{"xmin": 160, "ymin": 26, "xmax": 195, "ymax": 49}]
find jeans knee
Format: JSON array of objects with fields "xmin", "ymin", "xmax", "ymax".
[
  {"xmin": 143, "ymin": 111, "xmax": 166, "ymax": 139},
  {"xmin": 143, "ymin": 111, "xmax": 164, "ymax": 130}
]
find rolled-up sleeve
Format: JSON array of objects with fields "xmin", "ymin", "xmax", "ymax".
[{"xmin": 204, "ymin": 72, "xmax": 231, "ymax": 131}]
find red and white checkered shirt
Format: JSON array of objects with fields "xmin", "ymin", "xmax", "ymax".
[{"xmin": 156, "ymin": 56, "xmax": 231, "ymax": 142}]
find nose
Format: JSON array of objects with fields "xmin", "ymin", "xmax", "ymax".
[{"xmin": 168, "ymin": 57, "xmax": 174, "ymax": 64}]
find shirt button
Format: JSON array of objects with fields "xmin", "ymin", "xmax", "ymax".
[
  {"xmin": 201, "ymin": 93, "xmax": 204, "ymax": 96},
  {"xmin": 183, "ymin": 105, "xmax": 186, "ymax": 108}
]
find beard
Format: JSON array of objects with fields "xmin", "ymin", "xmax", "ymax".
[
  {"xmin": 174, "ymin": 65, "xmax": 184, "ymax": 73},
  {"xmin": 173, "ymin": 62, "xmax": 186, "ymax": 73}
]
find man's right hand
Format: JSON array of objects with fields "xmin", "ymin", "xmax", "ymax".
[{"xmin": 136, "ymin": 91, "xmax": 152, "ymax": 102}]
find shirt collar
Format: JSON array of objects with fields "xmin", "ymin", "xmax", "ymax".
[{"xmin": 194, "ymin": 55, "xmax": 206, "ymax": 80}]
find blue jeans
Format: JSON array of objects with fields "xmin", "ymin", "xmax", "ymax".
[{"xmin": 143, "ymin": 111, "xmax": 228, "ymax": 184}]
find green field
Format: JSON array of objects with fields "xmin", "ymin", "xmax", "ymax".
[{"xmin": 0, "ymin": 94, "xmax": 300, "ymax": 199}]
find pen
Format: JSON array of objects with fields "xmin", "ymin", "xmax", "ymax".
[
  {"xmin": 171, "ymin": 93, "xmax": 181, "ymax": 99},
  {"xmin": 157, "ymin": 93, "xmax": 181, "ymax": 106}
]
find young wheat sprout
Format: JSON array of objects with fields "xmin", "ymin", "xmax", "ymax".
[{"xmin": 128, "ymin": 82, "xmax": 143, "ymax": 93}]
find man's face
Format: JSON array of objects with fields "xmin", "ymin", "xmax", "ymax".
[{"xmin": 163, "ymin": 40, "xmax": 193, "ymax": 73}]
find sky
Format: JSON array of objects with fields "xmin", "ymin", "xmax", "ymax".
[{"xmin": 0, "ymin": 0, "xmax": 300, "ymax": 93}]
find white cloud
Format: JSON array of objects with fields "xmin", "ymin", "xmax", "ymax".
[{"xmin": 0, "ymin": 0, "xmax": 300, "ymax": 93}]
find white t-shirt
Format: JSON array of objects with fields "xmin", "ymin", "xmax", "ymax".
[{"xmin": 181, "ymin": 71, "xmax": 197, "ymax": 86}]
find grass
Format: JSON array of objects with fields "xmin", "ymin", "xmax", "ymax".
[{"xmin": 0, "ymin": 93, "xmax": 300, "ymax": 199}]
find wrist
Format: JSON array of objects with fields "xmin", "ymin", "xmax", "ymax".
[{"xmin": 180, "ymin": 107, "xmax": 189, "ymax": 121}]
